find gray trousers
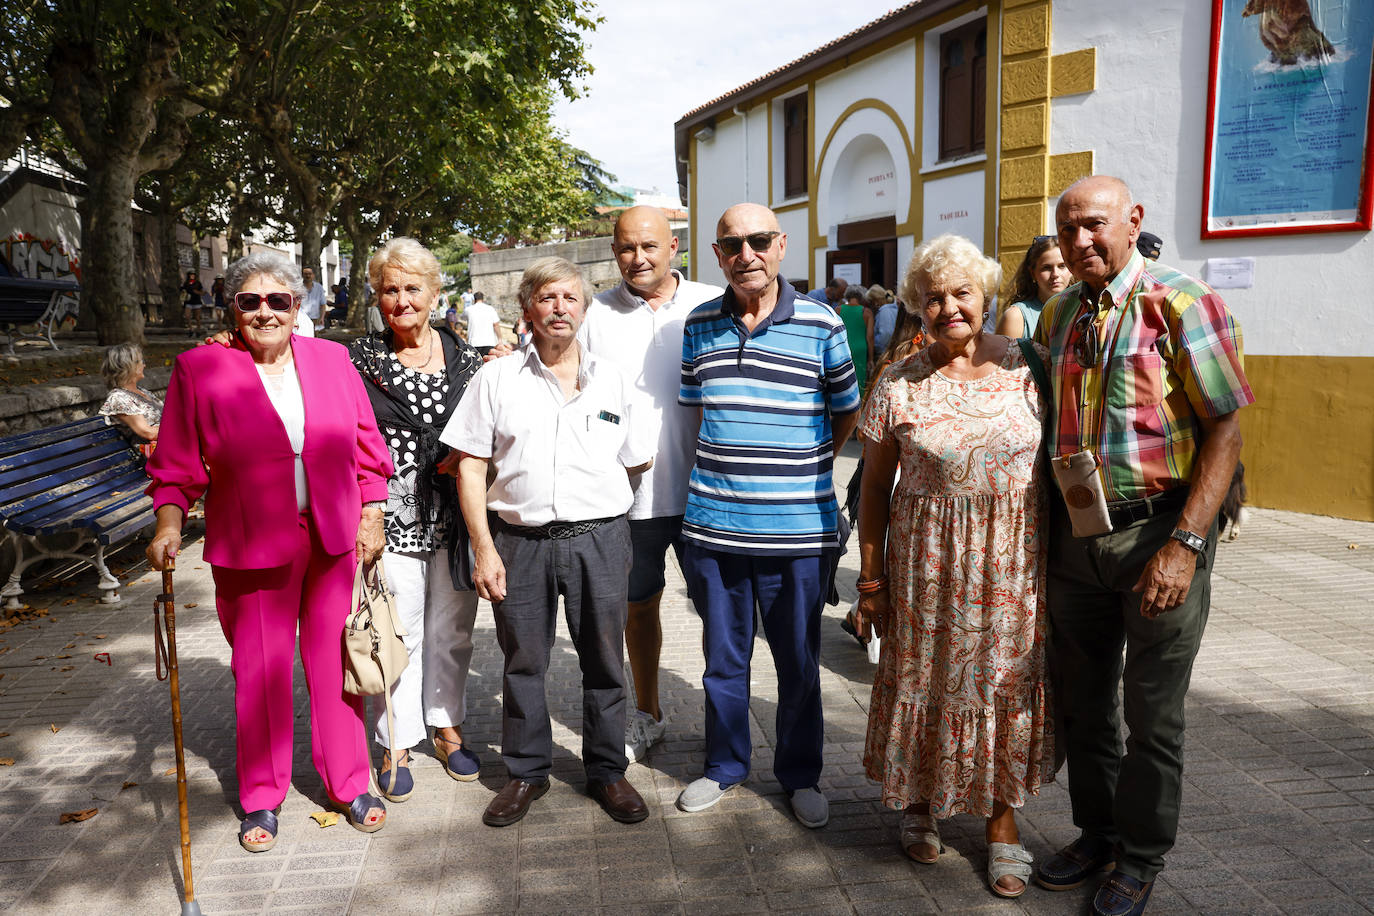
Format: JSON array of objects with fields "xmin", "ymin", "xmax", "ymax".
[
  {"xmin": 1047, "ymin": 494, "xmax": 1215, "ymax": 883},
  {"xmin": 491, "ymin": 516, "xmax": 632, "ymax": 785}
]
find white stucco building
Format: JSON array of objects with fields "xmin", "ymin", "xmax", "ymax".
[{"xmin": 675, "ymin": 0, "xmax": 1374, "ymax": 520}]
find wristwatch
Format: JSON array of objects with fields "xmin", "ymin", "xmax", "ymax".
[{"xmin": 1169, "ymin": 528, "xmax": 1206, "ymax": 554}]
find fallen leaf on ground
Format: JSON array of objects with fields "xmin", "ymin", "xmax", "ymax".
[
  {"xmin": 120, "ymin": 781, "xmax": 137, "ymax": 791},
  {"xmin": 50, "ymin": 724, "xmax": 59, "ymax": 733},
  {"xmin": 56, "ymin": 654, "xmax": 72, "ymax": 659},
  {"xmin": 0, "ymin": 731, "xmax": 9, "ymax": 737},
  {"xmin": 183, "ymin": 603, "xmax": 198, "ymax": 608},
  {"xmin": 75, "ymin": 632, "xmax": 85, "ymax": 636},
  {"xmin": 163, "ymin": 767, "xmax": 176, "ymax": 776},
  {"xmin": 59, "ymin": 808, "xmax": 97, "ymax": 824},
  {"xmin": 62, "ymin": 643, "xmax": 75, "ymax": 649},
  {"xmin": 309, "ymin": 811, "xmax": 340, "ymax": 828},
  {"xmin": 0, "ymin": 758, "xmax": 14, "ymax": 766},
  {"xmin": 59, "ymin": 666, "xmax": 74, "ymax": 672},
  {"xmin": 1350, "ymin": 543, "xmax": 1360, "ymax": 550},
  {"xmin": 94, "ymin": 634, "xmax": 106, "ymax": 639}
]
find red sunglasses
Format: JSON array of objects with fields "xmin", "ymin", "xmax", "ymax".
[{"xmin": 234, "ymin": 291, "xmax": 295, "ymax": 312}]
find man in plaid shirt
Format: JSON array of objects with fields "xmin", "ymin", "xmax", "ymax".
[{"xmin": 1032, "ymin": 176, "xmax": 1253, "ymax": 916}]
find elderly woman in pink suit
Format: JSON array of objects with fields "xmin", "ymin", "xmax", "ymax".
[{"xmin": 146, "ymin": 251, "xmax": 394, "ymax": 853}]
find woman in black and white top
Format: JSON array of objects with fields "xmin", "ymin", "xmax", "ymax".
[
  {"xmin": 348, "ymin": 237, "xmax": 488, "ymax": 801},
  {"xmin": 99, "ymin": 343, "xmax": 163, "ymax": 457}
]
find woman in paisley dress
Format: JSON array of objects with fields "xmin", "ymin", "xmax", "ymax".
[
  {"xmin": 98, "ymin": 343, "xmax": 163, "ymax": 456},
  {"xmin": 348, "ymin": 237, "xmax": 493, "ymax": 800},
  {"xmin": 852, "ymin": 234, "xmax": 1054, "ymax": 898}
]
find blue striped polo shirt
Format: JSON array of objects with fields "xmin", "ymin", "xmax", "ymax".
[{"xmin": 679, "ymin": 279, "xmax": 860, "ymax": 555}]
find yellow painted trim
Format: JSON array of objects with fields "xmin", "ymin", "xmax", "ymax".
[
  {"xmin": 1049, "ymin": 150, "xmax": 1094, "ymax": 196},
  {"xmin": 985, "ymin": 2, "xmax": 1002, "ymax": 254},
  {"xmin": 1240, "ymin": 355, "xmax": 1374, "ymax": 521},
  {"xmin": 807, "ymin": 81, "xmax": 819, "ymax": 286},
  {"xmin": 774, "ymin": 200, "xmax": 809, "ymax": 215},
  {"xmin": 1051, "ymin": 47, "xmax": 1096, "ymax": 97},
  {"xmin": 767, "ymin": 100, "xmax": 774, "ymax": 204}
]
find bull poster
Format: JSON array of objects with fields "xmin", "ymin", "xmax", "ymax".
[{"xmin": 1202, "ymin": 0, "xmax": 1374, "ymax": 237}]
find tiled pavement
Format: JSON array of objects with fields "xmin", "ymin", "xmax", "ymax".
[{"xmin": 1, "ymin": 444, "xmax": 1372, "ymax": 914}]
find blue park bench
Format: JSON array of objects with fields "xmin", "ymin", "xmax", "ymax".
[
  {"xmin": 0, "ymin": 273, "xmax": 82, "ymax": 355},
  {"xmin": 0, "ymin": 416, "xmax": 155, "ymax": 609}
]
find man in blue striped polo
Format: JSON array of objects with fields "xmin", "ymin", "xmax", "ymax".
[{"xmin": 676, "ymin": 203, "xmax": 861, "ymax": 828}]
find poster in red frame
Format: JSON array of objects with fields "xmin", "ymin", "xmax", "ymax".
[{"xmin": 1201, "ymin": 0, "xmax": 1374, "ymax": 239}]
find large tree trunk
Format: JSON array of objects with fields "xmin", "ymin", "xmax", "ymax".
[
  {"xmin": 342, "ymin": 209, "xmax": 374, "ymax": 328},
  {"xmin": 82, "ymin": 162, "xmax": 146, "ymax": 346},
  {"xmin": 299, "ymin": 208, "xmax": 324, "ymax": 281}
]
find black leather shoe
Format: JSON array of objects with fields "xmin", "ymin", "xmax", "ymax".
[
  {"xmin": 588, "ymin": 777, "xmax": 648, "ymax": 824},
  {"xmin": 1034, "ymin": 834, "xmax": 1116, "ymax": 890},
  {"xmin": 482, "ymin": 778, "xmax": 549, "ymax": 827},
  {"xmin": 1092, "ymin": 870, "xmax": 1153, "ymax": 916}
]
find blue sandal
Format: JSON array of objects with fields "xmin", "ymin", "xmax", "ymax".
[
  {"xmin": 342, "ymin": 792, "xmax": 387, "ymax": 833},
  {"xmin": 377, "ymin": 748, "xmax": 414, "ymax": 802},
  {"xmin": 434, "ymin": 733, "xmax": 480, "ymax": 782},
  {"xmin": 239, "ymin": 809, "xmax": 278, "ymax": 853}
]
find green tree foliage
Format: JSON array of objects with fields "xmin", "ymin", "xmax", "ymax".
[{"xmin": 1, "ymin": 0, "xmax": 603, "ymax": 343}]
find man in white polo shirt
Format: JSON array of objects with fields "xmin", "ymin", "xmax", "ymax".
[
  {"xmin": 443, "ymin": 256, "xmax": 655, "ymax": 829},
  {"xmin": 463, "ymin": 291, "xmax": 501, "ymax": 355},
  {"xmin": 580, "ymin": 206, "xmax": 723, "ymax": 762}
]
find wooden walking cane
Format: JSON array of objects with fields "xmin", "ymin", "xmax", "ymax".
[{"xmin": 154, "ymin": 558, "xmax": 203, "ymax": 916}]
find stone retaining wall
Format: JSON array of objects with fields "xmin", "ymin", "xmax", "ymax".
[{"xmin": 0, "ymin": 367, "xmax": 172, "ymax": 436}]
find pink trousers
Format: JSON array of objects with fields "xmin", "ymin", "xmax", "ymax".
[{"xmin": 212, "ymin": 513, "xmax": 368, "ymax": 812}]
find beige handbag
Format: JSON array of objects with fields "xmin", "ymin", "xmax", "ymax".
[
  {"xmin": 343, "ymin": 560, "xmax": 408, "ymax": 696},
  {"xmin": 343, "ymin": 560, "xmax": 408, "ymax": 749}
]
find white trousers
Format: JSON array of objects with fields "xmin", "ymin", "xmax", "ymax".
[{"xmin": 372, "ymin": 548, "xmax": 480, "ymax": 750}]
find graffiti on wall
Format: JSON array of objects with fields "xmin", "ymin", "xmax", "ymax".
[{"xmin": 2, "ymin": 234, "xmax": 82, "ymax": 324}]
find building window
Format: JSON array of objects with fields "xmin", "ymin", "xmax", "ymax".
[
  {"xmin": 783, "ymin": 94, "xmax": 808, "ymax": 198},
  {"xmin": 938, "ymin": 19, "xmax": 987, "ymax": 161}
]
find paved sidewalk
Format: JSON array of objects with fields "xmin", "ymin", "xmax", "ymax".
[{"xmin": 1, "ymin": 446, "xmax": 1372, "ymax": 914}]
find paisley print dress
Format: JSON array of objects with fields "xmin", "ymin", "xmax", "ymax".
[{"xmin": 859, "ymin": 342, "xmax": 1055, "ymax": 817}]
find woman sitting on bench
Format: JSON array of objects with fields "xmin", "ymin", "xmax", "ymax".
[{"xmin": 98, "ymin": 343, "xmax": 162, "ymax": 458}]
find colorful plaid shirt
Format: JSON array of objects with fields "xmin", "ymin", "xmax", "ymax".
[{"xmin": 1033, "ymin": 249, "xmax": 1254, "ymax": 502}]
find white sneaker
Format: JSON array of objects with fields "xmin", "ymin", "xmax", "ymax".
[
  {"xmin": 788, "ymin": 786, "xmax": 829, "ymax": 828},
  {"xmin": 624, "ymin": 709, "xmax": 666, "ymax": 762},
  {"xmin": 677, "ymin": 777, "xmax": 737, "ymax": 812}
]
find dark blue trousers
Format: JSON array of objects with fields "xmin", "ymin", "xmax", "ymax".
[{"xmin": 680, "ymin": 543, "xmax": 830, "ymax": 791}]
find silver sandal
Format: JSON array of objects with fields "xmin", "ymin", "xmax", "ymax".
[
  {"xmin": 900, "ymin": 809, "xmax": 943, "ymax": 863},
  {"xmin": 987, "ymin": 841, "xmax": 1033, "ymax": 898}
]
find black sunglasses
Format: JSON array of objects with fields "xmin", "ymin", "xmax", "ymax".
[
  {"xmin": 235, "ymin": 291, "xmax": 295, "ymax": 312},
  {"xmin": 1073, "ymin": 309, "xmax": 1099, "ymax": 368},
  {"xmin": 715, "ymin": 231, "xmax": 780, "ymax": 257}
]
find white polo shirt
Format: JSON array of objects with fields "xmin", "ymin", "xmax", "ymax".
[
  {"xmin": 464, "ymin": 301, "xmax": 500, "ymax": 348},
  {"xmin": 579, "ymin": 271, "xmax": 723, "ymax": 521},
  {"xmin": 440, "ymin": 344, "xmax": 653, "ymax": 527},
  {"xmin": 302, "ymin": 283, "xmax": 327, "ymax": 320}
]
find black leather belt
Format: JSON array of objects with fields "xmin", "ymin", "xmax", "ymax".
[
  {"xmin": 491, "ymin": 514, "xmax": 619, "ymax": 540},
  {"xmin": 1105, "ymin": 487, "xmax": 1189, "ymax": 530}
]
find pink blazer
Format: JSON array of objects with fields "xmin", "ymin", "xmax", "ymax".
[{"xmin": 146, "ymin": 335, "xmax": 393, "ymax": 569}]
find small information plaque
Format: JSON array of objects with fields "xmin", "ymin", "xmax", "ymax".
[{"xmin": 1205, "ymin": 257, "xmax": 1255, "ymax": 289}]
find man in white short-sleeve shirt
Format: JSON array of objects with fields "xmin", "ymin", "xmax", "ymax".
[
  {"xmin": 463, "ymin": 292, "xmax": 501, "ymax": 354},
  {"xmin": 301, "ymin": 267, "xmax": 327, "ymax": 330},
  {"xmin": 579, "ymin": 206, "xmax": 722, "ymax": 762},
  {"xmin": 442, "ymin": 256, "xmax": 654, "ymax": 830}
]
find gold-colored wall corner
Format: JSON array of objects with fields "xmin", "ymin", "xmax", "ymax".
[
  {"xmin": 1001, "ymin": 103, "xmax": 1048, "ymax": 152},
  {"xmin": 1240, "ymin": 355, "xmax": 1374, "ymax": 522},
  {"xmin": 1001, "ymin": 154, "xmax": 1048, "ymax": 200},
  {"xmin": 1049, "ymin": 151, "xmax": 1095, "ymax": 195},
  {"xmin": 999, "ymin": 252, "xmax": 1023, "ymax": 285},
  {"xmin": 1002, "ymin": 57, "xmax": 1050, "ymax": 106},
  {"xmin": 1002, "ymin": 0, "xmax": 1042, "ymax": 7},
  {"xmin": 1051, "ymin": 47, "xmax": 1096, "ymax": 97},
  {"xmin": 998, "ymin": 201, "xmax": 1046, "ymax": 248},
  {"xmin": 1002, "ymin": 3, "xmax": 1050, "ymax": 57}
]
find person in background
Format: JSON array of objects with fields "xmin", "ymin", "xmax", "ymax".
[
  {"xmin": 513, "ymin": 316, "xmax": 531, "ymax": 348},
  {"xmin": 840, "ymin": 285, "xmax": 873, "ymax": 392},
  {"xmin": 996, "ymin": 236, "xmax": 1070, "ymax": 340},
  {"xmin": 463, "ymin": 291, "xmax": 501, "ymax": 356},
  {"xmin": 580, "ymin": 205, "xmax": 723, "ymax": 763},
  {"xmin": 211, "ymin": 276, "xmax": 228, "ymax": 326},
  {"xmin": 181, "ymin": 270, "xmax": 205, "ymax": 336},
  {"xmin": 348, "ymin": 237, "xmax": 487, "ymax": 800},
  {"xmin": 146, "ymin": 250, "xmax": 393, "ymax": 852},
  {"xmin": 872, "ymin": 290, "xmax": 900, "ymax": 355},
  {"xmin": 1136, "ymin": 231, "xmax": 1164, "ymax": 260},
  {"xmin": 99, "ymin": 343, "xmax": 162, "ymax": 456},
  {"xmin": 854, "ymin": 234, "xmax": 1053, "ymax": 899},
  {"xmin": 807, "ymin": 276, "xmax": 848, "ymax": 309},
  {"xmin": 301, "ymin": 267, "xmax": 328, "ymax": 332}
]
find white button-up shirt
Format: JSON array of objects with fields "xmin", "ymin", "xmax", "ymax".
[
  {"xmin": 579, "ymin": 271, "xmax": 723, "ymax": 520},
  {"xmin": 440, "ymin": 344, "xmax": 653, "ymax": 527}
]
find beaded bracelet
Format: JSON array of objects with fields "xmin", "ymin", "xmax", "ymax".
[{"xmin": 855, "ymin": 576, "xmax": 888, "ymax": 594}]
